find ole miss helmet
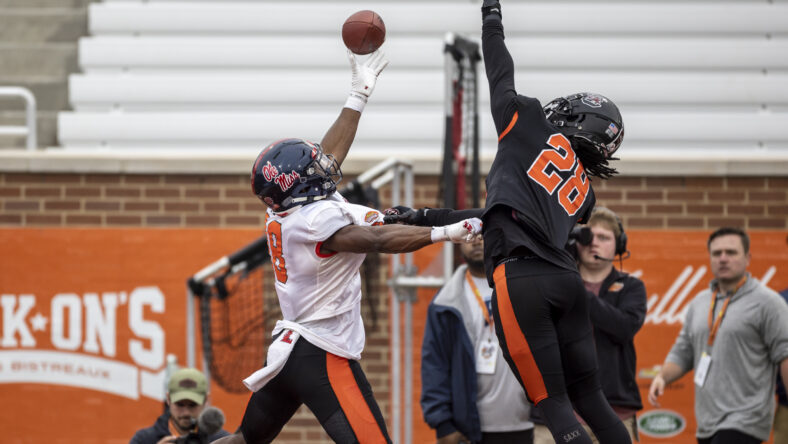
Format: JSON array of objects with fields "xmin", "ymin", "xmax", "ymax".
[
  {"xmin": 543, "ymin": 92, "xmax": 625, "ymax": 158},
  {"xmin": 251, "ymin": 138, "xmax": 342, "ymax": 211}
]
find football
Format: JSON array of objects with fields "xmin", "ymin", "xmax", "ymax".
[{"xmin": 341, "ymin": 10, "xmax": 386, "ymax": 55}]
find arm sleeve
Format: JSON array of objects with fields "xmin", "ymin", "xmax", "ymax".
[
  {"xmin": 665, "ymin": 303, "xmax": 696, "ymax": 372},
  {"xmin": 420, "ymin": 304, "xmax": 459, "ymax": 436},
  {"xmin": 481, "ymin": 15, "xmax": 518, "ymax": 134},
  {"xmin": 422, "ymin": 208, "xmax": 485, "ymax": 226},
  {"xmin": 587, "ymin": 277, "xmax": 647, "ymax": 344},
  {"xmin": 761, "ymin": 290, "xmax": 788, "ymax": 364}
]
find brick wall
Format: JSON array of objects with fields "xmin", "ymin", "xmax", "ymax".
[
  {"xmin": 1, "ymin": 172, "xmax": 786, "ymax": 442},
  {"xmin": 2, "ymin": 173, "xmax": 784, "ymax": 230}
]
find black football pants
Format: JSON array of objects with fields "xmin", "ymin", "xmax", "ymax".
[
  {"xmin": 491, "ymin": 256, "xmax": 631, "ymax": 444},
  {"xmin": 240, "ymin": 337, "xmax": 391, "ymax": 444}
]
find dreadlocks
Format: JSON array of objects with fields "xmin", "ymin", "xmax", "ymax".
[{"xmin": 574, "ymin": 138, "xmax": 619, "ymax": 179}]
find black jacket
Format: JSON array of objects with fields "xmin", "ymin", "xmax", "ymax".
[
  {"xmin": 586, "ymin": 268, "xmax": 647, "ymax": 410},
  {"xmin": 129, "ymin": 411, "xmax": 230, "ymax": 444}
]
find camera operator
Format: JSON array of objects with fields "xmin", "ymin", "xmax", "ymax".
[
  {"xmin": 130, "ymin": 368, "xmax": 230, "ymax": 444},
  {"xmin": 533, "ymin": 207, "xmax": 647, "ymax": 443}
]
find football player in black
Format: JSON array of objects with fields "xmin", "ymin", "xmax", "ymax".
[{"xmin": 385, "ymin": 2, "xmax": 630, "ymax": 443}]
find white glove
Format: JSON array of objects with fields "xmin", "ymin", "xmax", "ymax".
[
  {"xmin": 345, "ymin": 49, "xmax": 389, "ymax": 112},
  {"xmin": 431, "ymin": 217, "xmax": 483, "ymax": 243}
]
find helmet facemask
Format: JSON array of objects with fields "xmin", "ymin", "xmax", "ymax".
[
  {"xmin": 283, "ymin": 147, "xmax": 343, "ymax": 209},
  {"xmin": 251, "ymin": 139, "xmax": 343, "ymax": 212},
  {"xmin": 543, "ymin": 93, "xmax": 624, "ymax": 179}
]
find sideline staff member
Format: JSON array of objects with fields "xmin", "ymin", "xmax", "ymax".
[
  {"xmin": 648, "ymin": 227, "xmax": 788, "ymax": 444},
  {"xmin": 421, "ymin": 237, "xmax": 534, "ymax": 444}
]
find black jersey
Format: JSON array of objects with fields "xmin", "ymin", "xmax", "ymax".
[{"xmin": 481, "ymin": 17, "xmax": 595, "ymax": 280}]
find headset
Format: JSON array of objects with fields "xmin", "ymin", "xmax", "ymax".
[{"xmin": 613, "ymin": 213, "xmax": 628, "ymax": 257}]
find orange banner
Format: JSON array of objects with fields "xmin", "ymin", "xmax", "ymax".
[
  {"xmin": 0, "ymin": 228, "xmax": 260, "ymax": 444},
  {"xmin": 1, "ymin": 229, "xmax": 786, "ymax": 443},
  {"xmin": 406, "ymin": 231, "xmax": 788, "ymax": 444},
  {"xmin": 630, "ymin": 231, "xmax": 787, "ymax": 443}
]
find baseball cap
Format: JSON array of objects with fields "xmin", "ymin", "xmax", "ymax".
[{"xmin": 168, "ymin": 368, "xmax": 207, "ymax": 404}]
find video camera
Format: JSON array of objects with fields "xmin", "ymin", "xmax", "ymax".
[
  {"xmin": 173, "ymin": 406, "xmax": 225, "ymax": 444},
  {"xmin": 565, "ymin": 225, "xmax": 592, "ymax": 259}
]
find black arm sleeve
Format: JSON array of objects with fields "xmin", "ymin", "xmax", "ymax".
[
  {"xmin": 481, "ymin": 15, "xmax": 518, "ymax": 134},
  {"xmin": 422, "ymin": 208, "xmax": 484, "ymax": 226}
]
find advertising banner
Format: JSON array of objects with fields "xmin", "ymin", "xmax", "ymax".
[
  {"xmin": 407, "ymin": 231, "xmax": 788, "ymax": 444},
  {"xmin": 1, "ymin": 229, "xmax": 786, "ymax": 443},
  {"xmin": 0, "ymin": 228, "xmax": 260, "ymax": 444}
]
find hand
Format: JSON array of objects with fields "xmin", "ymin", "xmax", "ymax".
[
  {"xmin": 348, "ymin": 49, "xmax": 389, "ymax": 100},
  {"xmin": 433, "ymin": 217, "xmax": 483, "ymax": 243},
  {"xmin": 383, "ymin": 206, "xmax": 427, "ymax": 225},
  {"xmin": 155, "ymin": 435, "xmax": 177, "ymax": 444},
  {"xmin": 648, "ymin": 374, "xmax": 665, "ymax": 407},
  {"xmin": 482, "ymin": 0, "xmax": 502, "ymax": 20},
  {"xmin": 437, "ymin": 431, "xmax": 469, "ymax": 444}
]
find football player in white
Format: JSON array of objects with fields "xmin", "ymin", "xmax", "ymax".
[{"xmin": 215, "ymin": 50, "xmax": 482, "ymax": 444}]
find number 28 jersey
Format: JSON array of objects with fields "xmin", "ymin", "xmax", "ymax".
[
  {"xmin": 483, "ymin": 95, "xmax": 596, "ymax": 274},
  {"xmin": 264, "ymin": 192, "xmax": 383, "ymax": 360}
]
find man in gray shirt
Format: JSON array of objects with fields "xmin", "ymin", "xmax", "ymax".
[{"xmin": 648, "ymin": 227, "xmax": 788, "ymax": 443}]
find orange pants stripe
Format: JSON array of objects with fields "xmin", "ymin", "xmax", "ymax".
[
  {"xmin": 493, "ymin": 263, "xmax": 549, "ymax": 403},
  {"xmin": 326, "ymin": 354, "xmax": 388, "ymax": 444}
]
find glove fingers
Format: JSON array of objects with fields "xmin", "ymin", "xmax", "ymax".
[
  {"xmin": 374, "ymin": 58, "xmax": 390, "ymax": 76},
  {"xmin": 367, "ymin": 49, "xmax": 382, "ymax": 66},
  {"xmin": 347, "ymin": 49, "xmax": 358, "ymax": 69},
  {"xmin": 367, "ymin": 50, "xmax": 388, "ymax": 74}
]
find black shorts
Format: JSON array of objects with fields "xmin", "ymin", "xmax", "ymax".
[
  {"xmin": 491, "ymin": 256, "xmax": 599, "ymax": 404},
  {"xmin": 240, "ymin": 336, "xmax": 391, "ymax": 444}
]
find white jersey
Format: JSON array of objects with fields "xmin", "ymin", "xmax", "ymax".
[{"xmin": 264, "ymin": 192, "xmax": 383, "ymax": 360}]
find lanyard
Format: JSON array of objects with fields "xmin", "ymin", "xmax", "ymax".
[
  {"xmin": 465, "ymin": 271, "xmax": 493, "ymax": 334},
  {"xmin": 706, "ymin": 276, "xmax": 746, "ymax": 347}
]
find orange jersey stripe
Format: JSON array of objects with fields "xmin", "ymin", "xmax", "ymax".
[
  {"xmin": 493, "ymin": 264, "xmax": 549, "ymax": 404},
  {"xmin": 498, "ymin": 111, "xmax": 519, "ymax": 141},
  {"xmin": 326, "ymin": 354, "xmax": 387, "ymax": 444}
]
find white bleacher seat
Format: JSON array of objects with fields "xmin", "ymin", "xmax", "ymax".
[
  {"xmin": 55, "ymin": 1, "xmax": 788, "ymax": 172},
  {"xmin": 68, "ymin": 72, "xmax": 788, "ymax": 111},
  {"xmin": 77, "ymin": 36, "xmax": 788, "ymax": 71},
  {"xmin": 57, "ymin": 110, "xmax": 786, "ymax": 152},
  {"xmin": 88, "ymin": 3, "xmax": 788, "ymax": 36}
]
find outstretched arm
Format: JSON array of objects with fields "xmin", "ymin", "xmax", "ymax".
[
  {"xmin": 321, "ymin": 218, "xmax": 483, "ymax": 254},
  {"xmin": 384, "ymin": 206, "xmax": 484, "ymax": 226},
  {"xmin": 481, "ymin": 1, "xmax": 518, "ymax": 133},
  {"xmin": 321, "ymin": 108, "xmax": 362, "ymax": 168},
  {"xmin": 321, "ymin": 50, "xmax": 388, "ymax": 167}
]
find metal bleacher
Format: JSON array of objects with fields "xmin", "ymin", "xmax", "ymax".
[{"xmin": 56, "ymin": 0, "xmax": 788, "ymax": 174}]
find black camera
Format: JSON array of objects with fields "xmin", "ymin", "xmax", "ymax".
[
  {"xmin": 566, "ymin": 225, "xmax": 592, "ymax": 259},
  {"xmin": 173, "ymin": 406, "xmax": 225, "ymax": 444}
]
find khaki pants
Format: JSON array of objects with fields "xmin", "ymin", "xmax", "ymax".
[
  {"xmin": 532, "ymin": 416, "xmax": 639, "ymax": 444},
  {"xmin": 775, "ymin": 404, "xmax": 788, "ymax": 444}
]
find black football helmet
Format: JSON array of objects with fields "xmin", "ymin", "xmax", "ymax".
[
  {"xmin": 543, "ymin": 92, "xmax": 624, "ymax": 158},
  {"xmin": 251, "ymin": 138, "xmax": 342, "ymax": 211}
]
